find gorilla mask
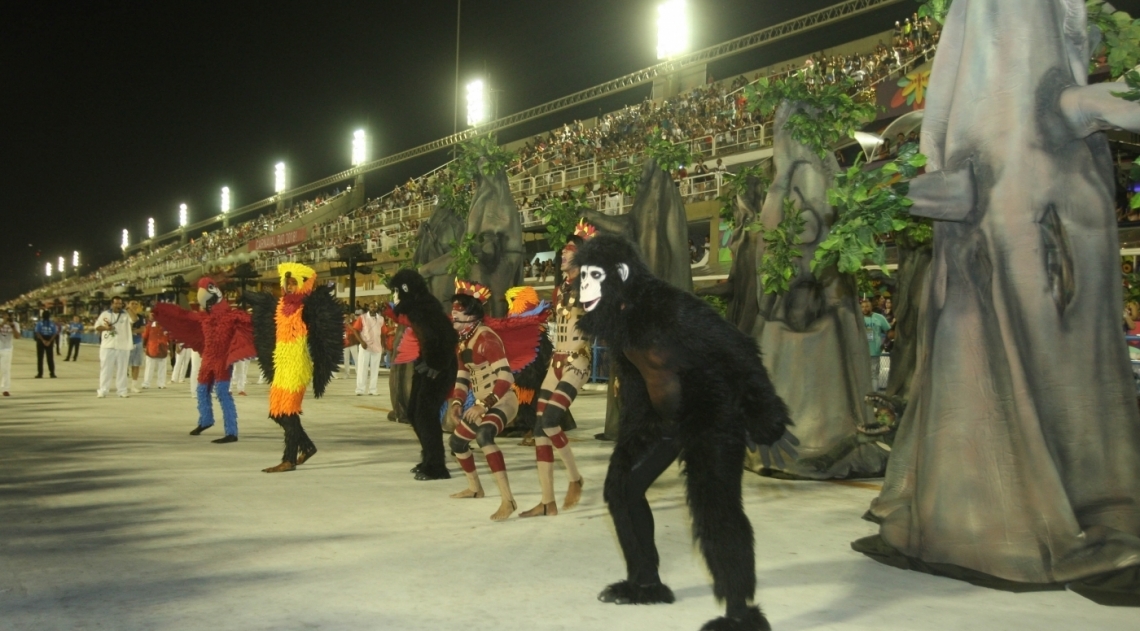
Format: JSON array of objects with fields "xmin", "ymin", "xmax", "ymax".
[{"xmin": 579, "ymin": 264, "xmax": 628, "ymax": 312}]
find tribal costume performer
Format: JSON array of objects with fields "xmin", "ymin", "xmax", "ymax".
[
  {"xmin": 246, "ymin": 263, "xmax": 343, "ymax": 473},
  {"xmin": 519, "ymin": 220, "xmax": 594, "ymax": 517},
  {"xmin": 446, "ymin": 280, "xmax": 522, "ymax": 521},
  {"xmin": 153, "ymin": 277, "xmax": 255, "ymax": 444}
]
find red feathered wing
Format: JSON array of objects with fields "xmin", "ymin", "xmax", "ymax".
[
  {"xmin": 225, "ymin": 310, "xmax": 257, "ymax": 367},
  {"xmin": 152, "ymin": 304, "xmax": 205, "ymax": 354},
  {"xmin": 484, "ymin": 309, "xmax": 551, "ymax": 372}
]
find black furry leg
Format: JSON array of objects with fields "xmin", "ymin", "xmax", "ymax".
[
  {"xmin": 604, "ymin": 435, "xmax": 680, "ymax": 589},
  {"xmin": 274, "ymin": 414, "xmax": 301, "ymax": 464},
  {"xmin": 408, "ymin": 377, "xmax": 447, "ymax": 476},
  {"xmin": 597, "ymin": 580, "xmax": 675, "ymax": 605},
  {"xmin": 685, "ymin": 434, "xmax": 761, "ymax": 623},
  {"xmin": 699, "ymin": 606, "xmax": 770, "ymax": 631}
]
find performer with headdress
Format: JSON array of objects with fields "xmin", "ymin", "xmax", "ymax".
[
  {"xmin": 445, "ymin": 278, "xmax": 548, "ymax": 520},
  {"xmin": 245, "ymin": 263, "xmax": 343, "ymax": 472},
  {"xmin": 153, "ymin": 277, "xmax": 255, "ymax": 443},
  {"xmin": 519, "ymin": 219, "xmax": 595, "ymax": 517}
]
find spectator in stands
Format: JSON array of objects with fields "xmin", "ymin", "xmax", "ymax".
[
  {"xmin": 862, "ymin": 299, "xmax": 891, "ymax": 357},
  {"xmin": 0, "ymin": 311, "xmax": 20, "ymax": 396},
  {"xmin": 34, "ymin": 310, "xmax": 58, "ymax": 379}
]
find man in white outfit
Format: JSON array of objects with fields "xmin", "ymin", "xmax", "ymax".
[
  {"xmin": 352, "ymin": 302, "xmax": 384, "ymax": 396},
  {"xmin": 0, "ymin": 311, "xmax": 20, "ymax": 396},
  {"xmin": 232, "ymin": 358, "xmax": 249, "ymax": 395},
  {"xmin": 94, "ymin": 297, "xmax": 134, "ymax": 398},
  {"xmin": 188, "ymin": 350, "xmax": 201, "ymax": 398},
  {"xmin": 171, "ymin": 340, "xmax": 191, "ymax": 383}
]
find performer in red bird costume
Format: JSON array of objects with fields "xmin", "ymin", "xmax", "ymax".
[{"xmin": 153, "ymin": 276, "xmax": 255, "ymax": 443}]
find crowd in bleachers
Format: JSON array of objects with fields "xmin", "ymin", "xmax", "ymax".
[{"xmin": 6, "ymin": 17, "xmax": 944, "ymax": 312}]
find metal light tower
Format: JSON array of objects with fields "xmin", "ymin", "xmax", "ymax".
[
  {"xmin": 121, "ymin": 229, "xmax": 130, "ymax": 250},
  {"xmin": 46, "ymin": 262, "xmax": 52, "ymax": 278},
  {"xmin": 352, "ymin": 130, "xmax": 368, "ymax": 166},
  {"xmin": 466, "ymin": 79, "xmax": 488, "ymax": 127},
  {"xmin": 148, "ymin": 217, "xmax": 156, "ymax": 239},
  {"xmin": 178, "ymin": 203, "xmax": 188, "ymax": 228},
  {"xmin": 274, "ymin": 162, "xmax": 287, "ymax": 194},
  {"xmin": 72, "ymin": 251, "xmax": 79, "ymax": 269},
  {"xmin": 58, "ymin": 256, "xmax": 65, "ymax": 276},
  {"xmin": 656, "ymin": 0, "xmax": 689, "ymax": 59}
]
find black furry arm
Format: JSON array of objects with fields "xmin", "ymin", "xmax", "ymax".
[
  {"xmin": 302, "ymin": 286, "xmax": 344, "ymax": 398},
  {"xmin": 244, "ymin": 291, "xmax": 278, "ymax": 383}
]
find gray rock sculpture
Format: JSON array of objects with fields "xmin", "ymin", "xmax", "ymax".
[
  {"xmin": 863, "ymin": 0, "xmax": 1140, "ymax": 586},
  {"xmin": 751, "ymin": 101, "xmax": 887, "ymax": 479},
  {"xmin": 584, "ymin": 158, "xmax": 693, "ymax": 292},
  {"xmin": 882, "ymin": 237, "xmax": 932, "ymax": 401},
  {"xmin": 465, "ymin": 165, "xmax": 524, "ymax": 318}
]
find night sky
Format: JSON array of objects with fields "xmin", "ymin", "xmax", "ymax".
[{"xmin": 8, "ymin": 0, "xmax": 1132, "ymax": 303}]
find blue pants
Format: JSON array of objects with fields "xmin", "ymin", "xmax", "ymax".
[{"xmin": 196, "ymin": 379, "xmax": 238, "ymax": 437}]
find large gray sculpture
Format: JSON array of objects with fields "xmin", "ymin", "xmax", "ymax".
[
  {"xmin": 466, "ymin": 165, "xmax": 524, "ymax": 318},
  {"xmin": 752, "ymin": 102, "xmax": 887, "ymax": 479},
  {"xmin": 862, "ymin": 0, "xmax": 1140, "ymax": 586},
  {"xmin": 883, "ymin": 236, "xmax": 932, "ymax": 401},
  {"xmin": 697, "ymin": 172, "xmax": 765, "ymax": 333},
  {"xmin": 414, "ymin": 202, "xmax": 465, "ymax": 305},
  {"xmin": 585, "ymin": 158, "xmax": 693, "ymax": 292}
]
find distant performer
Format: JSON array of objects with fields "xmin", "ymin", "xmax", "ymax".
[
  {"xmin": 247, "ymin": 263, "xmax": 342, "ymax": 473},
  {"xmin": 94, "ymin": 297, "xmax": 134, "ymax": 398}
]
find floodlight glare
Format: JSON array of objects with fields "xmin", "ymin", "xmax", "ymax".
[
  {"xmin": 72, "ymin": 251, "xmax": 79, "ymax": 268},
  {"xmin": 122, "ymin": 229, "xmax": 130, "ymax": 249},
  {"xmin": 58, "ymin": 256, "xmax": 65, "ymax": 273},
  {"xmin": 466, "ymin": 79, "xmax": 487, "ymax": 127},
  {"xmin": 274, "ymin": 162, "xmax": 287, "ymax": 193},
  {"xmin": 46, "ymin": 262, "xmax": 52, "ymax": 277},
  {"xmin": 221, "ymin": 186, "xmax": 231, "ymax": 214},
  {"xmin": 352, "ymin": 129, "xmax": 367, "ymax": 166},
  {"xmin": 179, "ymin": 203, "xmax": 188, "ymax": 228},
  {"xmin": 656, "ymin": 0, "xmax": 689, "ymax": 59},
  {"xmin": 147, "ymin": 217, "xmax": 156, "ymax": 239}
]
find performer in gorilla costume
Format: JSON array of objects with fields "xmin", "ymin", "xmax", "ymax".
[
  {"xmin": 575, "ymin": 234, "xmax": 795, "ymax": 631},
  {"xmin": 387, "ymin": 268, "xmax": 459, "ymax": 481}
]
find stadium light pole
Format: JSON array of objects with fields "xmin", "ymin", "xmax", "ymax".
[
  {"xmin": 58, "ymin": 256, "xmax": 65, "ymax": 278},
  {"xmin": 466, "ymin": 79, "xmax": 488, "ymax": 127},
  {"xmin": 72, "ymin": 251, "xmax": 79, "ymax": 270},
  {"xmin": 352, "ymin": 129, "xmax": 368, "ymax": 166},
  {"xmin": 148, "ymin": 217, "xmax": 156, "ymax": 240},
  {"xmin": 656, "ymin": 0, "xmax": 689, "ymax": 59},
  {"xmin": 46, "ymin": 262, "xmax": 52, "ymax": 278},
  {"xmin": 221, "ymin": 186, "xmax": 231, "ymax": 228},
  {"xmin": 274, "ymin": 162, "xmax": 287, "ymax": 194},
  {"xmin": 178, "ymin": 204, "xmax": 188, "ymax": 229},
  {"xmin": 121, "ymin": 229, "xmax": 130, "ymax": 252}
]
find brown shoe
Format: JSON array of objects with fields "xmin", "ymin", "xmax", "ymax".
[
  {"xmin": 519, "ymin": 501, "xmax": 558, "ymax": 518},
  {"xmin": 262, "ymin": 461, "xmax": 296, "ymax": 473},
  {"xmin": 296, "ymin": 447, "xmax": 318, "ymax": 466}
]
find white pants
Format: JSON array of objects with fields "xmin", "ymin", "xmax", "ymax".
[
  {"xmin": 172, "ymin": 348, "xmax": 191, "ymax": 382},
  {"xmin": 189, "ymin": 350, "xmax": 201, "ymax": 398},
  {"xmin": 343, "ymin": 345, "xmax": 358, "ymax": 376},
  {"xmin": 356, "ymin": 348, "xmax": 383, "ymax": 395},
  {"xmin": 142, "ymin": 356, "xmax": 168, "ymax": 388},
  {"xmin": 99, "ymin": 348, "xmax": 130, "ymax": 396},
  {"xmin": 232, "ymin": 359, "xmax": 249, "ymax": 392},
  {"xmin": 0, "ymin": 348, "xmax": 12, "ymax": 392},
  {"xmin": 256, "ymin": 360, "xmax": 268, "ymax": 384}
]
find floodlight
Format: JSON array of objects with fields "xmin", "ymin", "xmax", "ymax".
[
  {"xmin": 58, "ymin": 256, "xmax": 65, "ymax": 273},
  {"xmin": 179, "ymin": 203, "xmax": 188, "ymax": 228},
  {"xmin": 352, "ymin": 130, "xmax": 367, "ymax": 166},
  {"xmin": 656, "ymin": 0, "xmax": 689, "ymax": 59},
  {"xmin": 72, "ymin": 251, "xmax": 79, "ymax": 268},
  {"xmin": 46, "ymin": 263, "xmax": 52, "ymax": 277},
  {"xmin": 148, "ymin": 217, "xmax": 156, "ymax": 239},
  {"xmin": 275, "ymin": 162, "xmax": 287, "ymax": 193},
  {"xmin": 466, "ymin": 80, "xmax": 487, "ymax": 127},
  {"xmin": 221, "ymin": 187, "xmax": 231, "ymax": 214},
  {"xmin": 122, "ymin": 229, "xmax": 130, "ymax": 249}
]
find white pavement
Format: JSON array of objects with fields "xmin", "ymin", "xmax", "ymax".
[{"xmin": 0, "ymin": 339, "xmax": 1132, "ymax": 631}]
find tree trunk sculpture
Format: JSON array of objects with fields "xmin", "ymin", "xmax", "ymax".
[
  {"xmin": 466, "ymin": 165, "xmax": 524, "ymax": 318},
  {"xmin": 414, "ymin": 202, "xmax": 466, "ymax": 305},
  {"xmin": 697, "ymin": 174, "xmax": 764, "ymax": 333},
  {"xmin": 752, "ymin": 101, "xmax": 887, "ymax": 479},
  {"xmin": 883, "ymin": 239, "xmax": 932, "ymax": 401},
  {"xmin": 864, "ymin": 0, "xmax": 1140, "ymax": 585}
]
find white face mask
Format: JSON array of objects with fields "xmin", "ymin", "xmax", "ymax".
[{"xmin": 579, "ymin": 263, "xmax": 628, "ymax": 312}]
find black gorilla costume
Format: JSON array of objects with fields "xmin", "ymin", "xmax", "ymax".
[
  {"xmin": 389, "ymin": 269, "xmax": 460, "ymax": 480},
  {"xmin": 575, "ymin": 235, "xmax": 793, "ymax": 631}
]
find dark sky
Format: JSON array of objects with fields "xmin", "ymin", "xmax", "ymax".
[{"xmin": 8, "ymin": 0, "xmax": 1082, "ymax": 303}]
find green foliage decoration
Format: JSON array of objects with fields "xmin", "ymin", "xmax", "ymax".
[
  {"xmin": 535, "ymin": 188, "xmax": 592, "ymax": 252},
  {"xmin": 813, "ymin": 143, "xmax": 930, "ymax": 277},
  {"xmin": 601, "ymin": 165, "xmax": 639, "ymax": 198},
  {"xmin": 716, "ymin": 164, "xmax": 768, "ymax": 230},
  {"xmin": 1089, "ymin": 1, "xmax": 1140, "ymax": 80},
  {"xmin": 447, "ymin": 233, "xmax": 479, "ymax": 279},
  {"xmin": 702, "ymin": 294, "xmax": 729, "ymax": 320},
  {"xmin": 744, "ymin": 74, "xmax": 878, "ymax": 160},
  {"xmin": 644, "ymin": 133, "xmax": 694, "ymax": 173},
  {"xmin": 756, "ymin": 198, "xmax": 805, "ymax": 295},
  {"xmin": 916, "ymin": 0, "xmax": 952, "ymax": 25}
]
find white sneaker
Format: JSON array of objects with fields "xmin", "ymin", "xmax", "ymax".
[
  {"xmin": 96, "ymin": 391, "xmax": 106, "ymax": 398},
  {"xmin": 118, "ymin": 393, "xmax": 129, "ymax": 398},
  {"xmin": 141, "ymin": 384, "xmax": 150, "ymax": 389}
]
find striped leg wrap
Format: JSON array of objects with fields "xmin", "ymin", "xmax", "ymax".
[
  {"xmin": 485, "ymin": 450, "xmax": 506, "ymax": 473},
  {"xmin": 548, "ymin": 430, "xmax": 569, "ymax": 449},
  {"xmin": 457, "ymin": 453, "xmax": 477, "ymax": 473},
  {"xmin": 536, "ymin": 445, "xmax": 555, "ymax": 463}
]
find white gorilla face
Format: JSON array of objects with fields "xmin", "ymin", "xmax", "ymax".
[
  {"xmin": 579, "ymin": 265, "xmax": 606, "ymax": 312},
  {"xmin": 579, "ymin": 263, "xmax": 628, "ymax": 312}
]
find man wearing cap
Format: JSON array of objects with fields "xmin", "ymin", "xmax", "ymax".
[{"xmin": 94, "ymin": 297, "xmax": 134, "ymax": 398}]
